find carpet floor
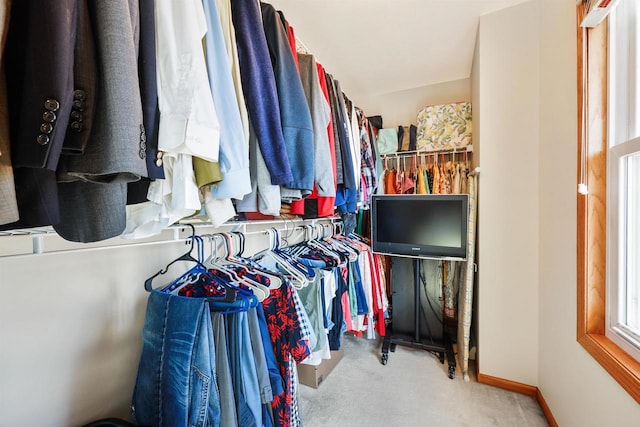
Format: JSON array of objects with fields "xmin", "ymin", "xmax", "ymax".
[{"xmin": 298, "ymin": 334, "xmax": 549, "ymax": 427}]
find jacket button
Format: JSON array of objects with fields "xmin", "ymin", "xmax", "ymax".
[
  {"xmin": 70, "ymin": 121, "xmax": 83, "ymax": 132},
  {"xmin": 155, "ymin": 158, "xmax": 163, "ymax": 167},
  {"xmin": 39, "ymin": 122, "xmax": 53, "ymax": 134},
  {"xmin": 71, "ymin": 110, "xmax": 83, "ymax": 121},
  {"xmin": 37, "ymin": 134, "xmax": 50, "ymax": 145},
  {"xmin": 156, "ymin": 151, "xmax": 164, "ymax": 159},
  {"xmin": 42, "ymin": 111, "xmax": 57, "ymax": 122},
  {"xmin": 44, "ymin": 99, "xmax": 60, "ymax": 111},
  {"xmin": 72, "ymin": 100, "xmax": 85, "ymax": 111},
  {"xmin": 73, "ymin": 89, "xmax": 86, "ymax": 101}
]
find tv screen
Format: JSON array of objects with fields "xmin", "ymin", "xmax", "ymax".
[{"xmin": 371, "ymin": 194, "xmax": 469, "ymax": 260}]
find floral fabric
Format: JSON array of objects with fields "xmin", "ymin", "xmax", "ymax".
[
  {"xmin": 416, "ymin": 102, "xmax": 472, "ymax": 151},
  {"xmin": 261, "ymin": 283, "xmax": 311, "ymax": 427}
]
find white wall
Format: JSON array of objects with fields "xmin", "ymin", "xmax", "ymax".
[
  {"xmin": 471, "ymin": 28, "xmax": 481, "ymax": 171},
  {"xmin": 0, "ymin": 221, "xmax": 327, "ymax": 426},
  {"xmin": 358, "ymin": 78, "xmax": 471, "ymax": 128},
  {"xmin": 473, "ymin": 0, "xmax": 640, "ymax": 423},
  {"xmin": 473, "ymin": 0, "xmax": 540, "ymax": 386},
  {"xmin": 537, "ymin": 0, "xmax": 640, "ymax": 424}
]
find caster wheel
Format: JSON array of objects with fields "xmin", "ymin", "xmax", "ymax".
[
  {"xmin": 381, "ymin": 354, "xmax": 388, "ymax": 365},
  {"xmin": 448, "ymin": 366, "xmax": 456, "ymax": 379},
  {"xmin": 390, "ymin": 344, "xmax": 396, "ymax": 353}
]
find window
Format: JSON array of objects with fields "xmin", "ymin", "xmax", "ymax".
[
  {"xmin": 577, "ymin": 0, "xmax": 640, "ymax": 403},
  {"xmin": 607, "ymin": 0, "xmax": 640, "ymax": 363}
]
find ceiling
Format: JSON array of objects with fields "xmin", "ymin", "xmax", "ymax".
[{"xmin": 268, "ymin": 0, "xmax": 529, "ymax": 102}]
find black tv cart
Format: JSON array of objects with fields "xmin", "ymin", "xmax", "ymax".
[{"xmin": 380, "ymin": 256, "xmax": 457, "ymax": 379}]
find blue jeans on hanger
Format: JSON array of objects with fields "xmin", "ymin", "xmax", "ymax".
[
  {"xmin": 226, "ymin": 312, "xmax": 261, "ymax": 427},
  {"xmin": 132, "ymin": 291, "xmax": 221, "ymax": 427},
  {"xmin": 255, "ymin": 304, "xmax": 285, "ymax": 397},
  {"xmin": 211, "ymin": 312, "xmax": 239, "ymax": 427}
]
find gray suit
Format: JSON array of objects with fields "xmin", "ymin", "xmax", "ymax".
[
  {"xmin": 0, "ymin": 0, "xmax": 19, "ymax": 225},
  {"xmin": 54, "ymin": 0, "xmax": 148, "ymax": 242}
]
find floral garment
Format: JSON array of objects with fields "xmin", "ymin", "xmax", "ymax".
[{"xmin": 261, "ymin": 283, "xmax": 311, "ymax": 427}]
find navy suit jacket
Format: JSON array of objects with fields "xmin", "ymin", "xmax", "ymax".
[
  {"xmin": 2, "ymin": 0, "xmax": 83, "ymax": 229},
  {"xmin": 2, "ymin": 0, "xmax": 148, "ymax": 243}
]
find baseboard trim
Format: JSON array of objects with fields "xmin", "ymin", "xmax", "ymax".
[
  {"xmin": 536, "ymin": 388, "xmax": 559, "ymax": 427},
  {"xmin": 477, "ymin": 372, "xmax": 558, "ymax": 427},
  {"xmin": 477, "ymin": 372, "xmax": 537, "ymax": 397}
]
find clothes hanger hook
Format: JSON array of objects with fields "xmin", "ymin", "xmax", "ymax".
[
  {"xmin": 184, "ymin": 223, "xmax": 197, "ymax": 253},
  {"xmin": 232, "ymin": 231, "xmax": 245, "ymax": 256}
]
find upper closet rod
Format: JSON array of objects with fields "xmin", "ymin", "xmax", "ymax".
[
  {"xmin": 381, "ymin": 145, "xmax": 473, "ymax": 159},
  {"xmin": 0, "ymin": 217, "xmax": 339, "ymax": 256}
]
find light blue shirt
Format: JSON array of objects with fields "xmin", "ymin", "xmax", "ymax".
[{"xmin": 203, "ymin": 0, "xmax": 251, "ymax": 200}]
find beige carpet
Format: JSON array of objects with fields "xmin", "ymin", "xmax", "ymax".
[{"xmin": 298, "ymin": 334, "xmax": 549, "ymax": 427}]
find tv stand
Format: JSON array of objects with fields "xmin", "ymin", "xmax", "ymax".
[{"xmin": 380, "ymin": 257, "xmax": 456, "ymax": 379}]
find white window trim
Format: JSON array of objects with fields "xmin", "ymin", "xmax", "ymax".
[{"xmin": 607, "ymin": 137, "xmax": 640, "ymax": 361}]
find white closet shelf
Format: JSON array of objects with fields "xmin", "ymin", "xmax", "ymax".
[{"xmin": 0, "ymin": 217, "xmax": 339, "ymax": 258}]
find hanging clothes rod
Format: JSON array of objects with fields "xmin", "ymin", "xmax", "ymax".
[
  {"xmin": 0, "ymin": 217, "xmax": 339, "ymax": 257},
  {"xmin": 381, "ymin": 145, "xmax": 473, "ymax": 159}
]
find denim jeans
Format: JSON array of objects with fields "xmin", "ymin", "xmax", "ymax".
[
  {"xmin": 255, "ymin": 304, "xmax": 284, "ymax": 397},
  {"xmin": 132, "ymin": 291, "xmax": 221, "ymax": 427},
  {"xmin": 211, "ymin": 312, "xmax": 238, "ymax": 427},
  {"xmin": 247, "ymin": 308, "xmax": 274, "ymax": 404},
  {"xmin": 227, "ymin": 312, "xmax": 261, "ymax": 427}
]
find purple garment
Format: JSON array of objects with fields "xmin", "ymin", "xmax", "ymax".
[{"xmin": 230, "ymin": 0, "xmax": 293, "ymax": 185}]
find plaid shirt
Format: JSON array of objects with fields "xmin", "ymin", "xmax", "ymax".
[
  {"xmin": 292, "ymin": 286, "xmax": 317, "ymax": 350},
  {"xmin": 358, "ymin": 110, "xmax": 378, "ymax": 206}
]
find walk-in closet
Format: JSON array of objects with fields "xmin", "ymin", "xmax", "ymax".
[{"xmin": 2, "ymin": 1, "xmax": 640, "ymax": 426}]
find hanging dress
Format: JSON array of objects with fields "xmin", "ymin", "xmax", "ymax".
[
  {"xmin": 452, "ymin": 162, "xmax": 462, "ymax": 194},
  {"xmin": 416, "ymin": 166, "xmax": 427, "ymax": 194},
  {"xmin": 460, "ymin": 162, "xmax": 467, "ymax": 194},
  {"xmin": 425, "ymin": 165, "xmax": 433, "ymax": 194},
  {"xmin": 442, "ymin": 161, "xmax": 452, "ymax": 194},
  {"xmin": 384, "ymin": 168, "xmax": 397, "ymax": 194},
  {"xmin": 432, "ymin": 163, "xmax": 441, "ymax": 194}
]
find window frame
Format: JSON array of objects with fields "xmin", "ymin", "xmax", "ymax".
[
  {"xmin": 606, "ymin": 0, "xmax": 640, "ymax": 365},
  {"xmin": 576, "ymin": 3, "xmax": 640, "ymax": 403},
  {"xmin": 607, "ymin": 136, "xmax": 640, "ymax": 361}
]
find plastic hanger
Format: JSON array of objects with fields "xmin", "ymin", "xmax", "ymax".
[
  {"xmin": 271, "ymin": 228, "xmax": 316, "ymax": 279},
  {"xmin": 229, "ymin": 231, "xmax": 283, "ymax": 289},
  {"xmin": 219, "ymin": 232, "xmax": 270, "ymax": 299},
  {"xmin": 203, "ymin": 234, "xmax": 269, "ymax": 301},
  {"xmin": 144, "ymin": 225, "xmax": 204, "ymax": 291},
  {"xmin": 305, "ymin": 224, "xmax": 346, "ymax": 264},
  {"xmin": 144, "ymin": 225, "xmax": 236, "ymax": 302},
  {"xmin": 253, "ymin": 228, "xmax": 310, "ymax": 288}
]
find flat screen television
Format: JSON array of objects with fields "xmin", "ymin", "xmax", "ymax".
[{"xmin": 371, "ymin": 194, "xmax": 469, "ymax": 260}]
